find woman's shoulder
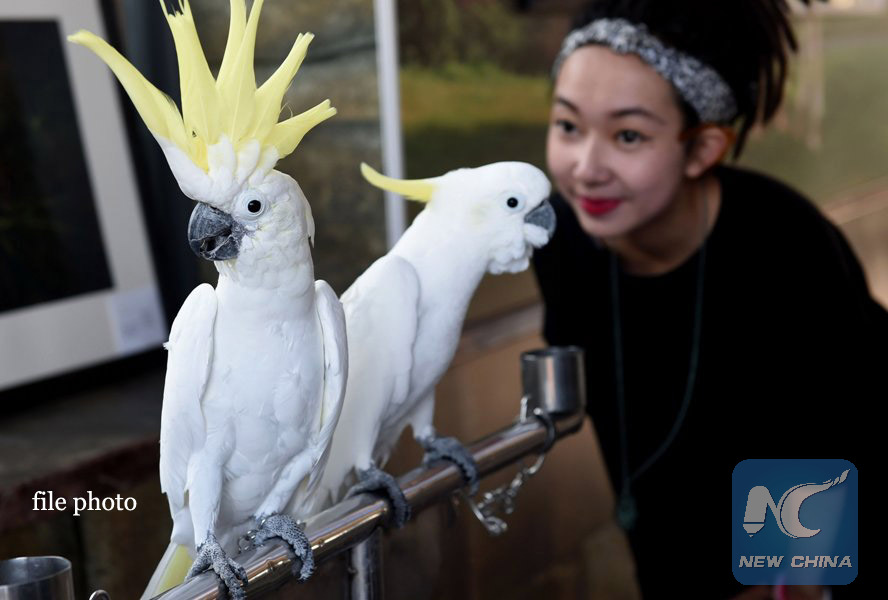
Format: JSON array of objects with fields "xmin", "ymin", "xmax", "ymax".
[
  {"xmin": 715, "ymin": 164, "xmax": 844, "ymax": 250},
  {"xmin": 714, "ymin": 165, "xmax": 880, "ymax": 305},
  {"xmin": 717, "ymin": 164, "xmax": 822, "ymax": 222}
]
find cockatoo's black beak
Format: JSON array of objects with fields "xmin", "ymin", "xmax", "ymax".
[
  {"xmin": 524, "ymin": 198, "xmax": 556, "ymax": 238},
  {"xmin": 188, "ymin": 203, "xmax": 242, "ymax": 261}
]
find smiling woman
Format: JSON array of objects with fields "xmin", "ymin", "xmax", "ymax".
[
  {"xmin": 532, "ymin": 1, "xmax": 886, "ymax": 598},
  {"xmin": 547, "ymin": 45, "xmax": 701, "ymax": 264}
]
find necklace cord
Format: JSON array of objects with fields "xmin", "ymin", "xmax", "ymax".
[
  {"xmin": 611, "ymin": 182, "xmax": 709, "ymax": 516},
  {"xmin": 632, "ymin": 238, "xmax": 706, "ymax": 481}
]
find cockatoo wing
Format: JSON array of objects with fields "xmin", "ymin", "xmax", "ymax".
[
  {"xmin": 159, "ymin": 283, "xmax": 217, "ymax": 547},
  {"xmin": 301, "ymin": 255, "xmax": 422, "ymax": 511},
  {"xmin": 336, "ymin": 255, "xmax": 420, "ymax": 476},
  {"xmin": 304, "ymin": 280, "xmax": 348, "ymax": 495},
  {"xmin": 347, "ymin": 254, "xmax": 419, "ymax": 421}
]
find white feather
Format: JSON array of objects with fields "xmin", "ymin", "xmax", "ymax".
[{"xmin": 160, "ymin": 283, "xmax": 216, "ymax": 548}]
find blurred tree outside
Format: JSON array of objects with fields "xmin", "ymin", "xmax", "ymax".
[
  {"xmin": 398, "ymin": 0, "xmax": 549, "ymax": 73},
  {"xmin": 740, "ymin": 9, "xmax": 888, "ymax": 205},
  {"xmin": 401, "ymin": 64, "xmax": 549, "ymax": 175},
  {"xmin": 397, "ymin": 0, "xmax": 558, "ymax": 179}
]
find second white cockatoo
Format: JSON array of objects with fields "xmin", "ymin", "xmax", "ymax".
[
  {"xmin": 308, "ymin": 162, "xmax": 554, "ymax": 526},
  {"xmin": 69, "ymin": 1, "xmax": 346, "ymax": 598}
]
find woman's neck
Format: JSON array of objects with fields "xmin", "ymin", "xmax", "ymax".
[{"xmin": 604, "ymin": 173, "xmax": 721, "ymax": 276}]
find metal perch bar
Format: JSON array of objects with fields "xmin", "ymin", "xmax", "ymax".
[
  {"xmin": 151, "ymin": 345, "xmax": 586, "ymax": 600},
  {"xmin": 152, "ymin": 408, "xmax": 584, "ymax": 599}
]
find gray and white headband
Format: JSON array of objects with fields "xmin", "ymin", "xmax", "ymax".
[{"xmin": 552, "ymin": 18, "xmax": 738, "ymax": 124}]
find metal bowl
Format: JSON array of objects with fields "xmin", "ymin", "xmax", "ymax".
[{"xmin": 520, "ymin": 346, "xmax": 586, "ymax": 417}]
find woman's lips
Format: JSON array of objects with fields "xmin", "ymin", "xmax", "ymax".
[{"xmin": 578, "ymin": 196, "xmax": 622, "ymax": 216}]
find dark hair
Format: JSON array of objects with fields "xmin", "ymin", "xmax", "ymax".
[{"xmin": 570, "ymin": 0, "xmax": 822, "ymax": 157}]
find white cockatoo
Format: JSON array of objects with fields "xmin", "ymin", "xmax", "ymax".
[
  {"xmin": 306, "ymin": 162, "xmax": 554, "ymax": 525},
  {"xmin": 69, "ymin": 2, "xmax": 347, "ymax": 598}
]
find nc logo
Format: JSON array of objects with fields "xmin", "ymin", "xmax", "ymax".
[{"xmin": 743, "ymin": 469, "xmax": 850, "ymax": 538}]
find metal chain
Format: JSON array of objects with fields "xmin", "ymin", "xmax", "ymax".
[{"xmin": 459, "ymin": 398, "xmax": 554, "ymax": 536}]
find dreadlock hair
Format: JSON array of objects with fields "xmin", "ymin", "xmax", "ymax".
[{"xmin": 570, "ymin": 0, "xmax": 823, "ymax": 157}]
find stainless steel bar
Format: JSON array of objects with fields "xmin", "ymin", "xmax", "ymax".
[
  {"xmin": 153, "ymin": 410, "xmax": 584, "ymax": 599},
  {"xmin": 347, "ymin": 530, "xmax": 383, "ymax": 600}
]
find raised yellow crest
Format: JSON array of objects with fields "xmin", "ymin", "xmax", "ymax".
[
  {"xmin": 69, "ymin": 0, "xmax": 335, "ymax": 171},
  {"xmin": 360, "ymin": 163, "xmax": 436, "ymax": 203}
]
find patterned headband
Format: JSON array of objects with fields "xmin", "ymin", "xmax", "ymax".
[{"xmin": 552, "ymin": 18, "xmax": 738, "ymax": 124}]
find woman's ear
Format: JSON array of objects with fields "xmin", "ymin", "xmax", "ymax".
[{"xmin": 683, "ymin": 126, "xmax": 735, "ymax": 178}]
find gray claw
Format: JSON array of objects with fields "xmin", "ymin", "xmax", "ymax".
[
  {"xmin": 252, "ymin": 513, "xmax": 314, "ymax": 581},
  {"xmin": 187, "ymin": 534, "xmax": 247, "ymax": 600},
  {"xmin": 347, "ymin": 465, "xmax": 411, "ymax": 528},
  {"xmin": 421, "ymin": 435, "xmax": 480, "ymax": 495}
]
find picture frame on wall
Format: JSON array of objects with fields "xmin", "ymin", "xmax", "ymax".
[{"xmin": 0, "ymin": 0, "xmax": 166, "ymax": 391}]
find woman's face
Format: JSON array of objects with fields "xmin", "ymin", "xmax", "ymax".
[{"xmin": 547, "ymin": 45, "xmax": 692, "ymax": 240}]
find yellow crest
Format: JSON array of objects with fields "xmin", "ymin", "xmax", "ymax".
[
  {"xmin": 360, "ymin": 163, "xmax": 436, "ymax": 203},
  {"xmin": 69, "ymin": 0, "xmax": 335, "ymax": 171}
]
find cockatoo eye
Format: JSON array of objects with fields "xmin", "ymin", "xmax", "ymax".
[
  {"xmin": 238, "ymin": 193, "xmax": 267, "ymax": 220},
  {"xmin": 505, "ymin": 195, "xmax": 525, "ymax": 211}
]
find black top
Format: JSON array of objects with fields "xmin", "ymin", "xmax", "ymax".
[{"xmin": 533, "ymin": 165, "xmax": 885, "ymax": 597}]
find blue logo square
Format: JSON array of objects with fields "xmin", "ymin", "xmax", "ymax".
[{"xmin": 732, "ymin": 459, "xmax": 857, "ymax": 586}]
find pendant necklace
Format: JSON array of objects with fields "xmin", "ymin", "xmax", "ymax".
[{"xmin": 610, "ymin": 188, "xmax": 709, "ymax": 531}]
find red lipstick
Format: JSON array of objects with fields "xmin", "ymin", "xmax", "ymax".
[{"xmin": 579, "ymin": 197, "xmax": 621, "ymax": 216}]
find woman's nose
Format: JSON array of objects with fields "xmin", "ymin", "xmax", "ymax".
[{"xmin": 573, "ymin": 138, "xmax": 610, "ymax": 183}]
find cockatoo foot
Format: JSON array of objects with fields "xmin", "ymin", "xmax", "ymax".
[
  {"xmin": 187, "ymin": 534, "xmax": 248, "ymax": 600},
  {"xmin": 347, "ymin": 465, "xmax": 411, "ymax": 528},
  {"xmin": 420, "ymin": 435, "xmax": 479, "ymax": 495},
  {"xmin": 252, "ymin": 513, "xmax": 314, "ymax": 581}
]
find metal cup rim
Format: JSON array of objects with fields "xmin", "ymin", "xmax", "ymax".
[
  {"xmin": 521, "ymin": 345, "xmax": 583, "ymax": 360},
  {"xmin": 0, "ymin": 556, "xmax": 72, "ymax": 586}
]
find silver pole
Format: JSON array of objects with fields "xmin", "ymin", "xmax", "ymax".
[
  {"xmin": 372, "ymin": 0, "xmax": 407, "ymax": 248},
  {"xmin": 347, "ymin": 530, "xmax": 383, "ymax": 600}
]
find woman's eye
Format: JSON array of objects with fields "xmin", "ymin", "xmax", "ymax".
[
  {"xmin": 554, "ymin": 119, "xmax": 577, "ymax": 134},
  {"xmin": 616, "ymin": 130, "xmax": 646, "ymax": 145}
]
